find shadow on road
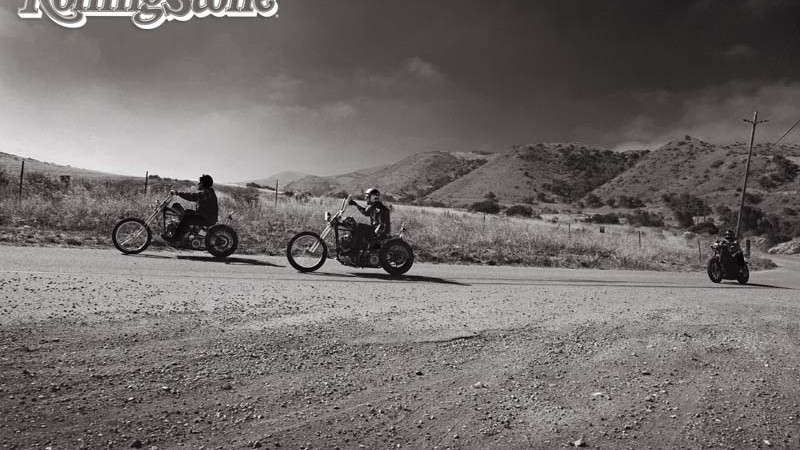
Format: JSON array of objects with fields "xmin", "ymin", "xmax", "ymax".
[
  {"xmin": 125, "ymin": 253, "xmax": 282, "ymax": 267},
  {"xmin": 177, "ymin": 255, "xmax": 283, "ymax": 267},
  {"xmin": 350, "ymin": 272, "xmax": 471, "ymax": 286},
  {"xmin": 301, "ymin": 271, "xmax": 470, "ymax": 286},
  {"xmin": 721, "ymin": 281, "xmax": 793, "ymax": 289}
]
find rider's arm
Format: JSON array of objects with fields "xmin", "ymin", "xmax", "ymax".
[
  {"xmin": 350, "ymin": 199, "xmax": 367, "ymax": 215},
  {"xmin": 176, "ymin": 191, "xmax": 200, "ymax": 201}
]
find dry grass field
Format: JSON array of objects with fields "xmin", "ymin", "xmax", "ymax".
[{"xmin": 0, "ymin": 171, "xmax": 769, "ymax": 271}]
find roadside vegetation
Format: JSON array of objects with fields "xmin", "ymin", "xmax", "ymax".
[{"xmin": 0, "ymin": 170, "xmax": 776, "ymax": 271}]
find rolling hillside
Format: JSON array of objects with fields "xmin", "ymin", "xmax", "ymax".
[
  {"xmin": 0, "ymin": 152, "xmax": 126, "ymax": 180},
  {"xmin": 589, "ymin": 136, "xmax": 800, "ymax": 213},
  {"xmin": 426, "ymin": 143, "xmax": 647, "ymax": 206},
  {"xmin": 241, "ymin": 171, "xmax": 309, "ymax": 188},
  {"xmin": 285, "ymin": 151, "xmax": 496, "ymax": 200}
]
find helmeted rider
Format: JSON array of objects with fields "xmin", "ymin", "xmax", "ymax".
[
  {"xmin": 349, "ymin": 188, "xmax": 391, "ymax": 243},
  {"xmin": 166, "ymin": 174, "xmax": 219, "ymax": 240},
  {"xmin": 720, "ymin": 229, "xmax": 741, "ymax": 254}
]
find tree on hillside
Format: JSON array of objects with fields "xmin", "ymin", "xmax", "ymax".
[{"xmin": 662, "ymin": 193, "xmax": 710, "ymax": 228}]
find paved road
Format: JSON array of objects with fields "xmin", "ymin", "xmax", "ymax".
[
  {"xmin": 1, "ymin": 246, "xmax": 797, "ymax": 334},
  {"xmin": 2, "ymin": 246, "xmax": 800, "ymax": 449}
]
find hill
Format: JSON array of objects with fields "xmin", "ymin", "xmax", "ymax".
[
  {"xmin": 425, "ymin": 143, "xmax": 647, "ymax": 206},
  {"xmin": 589, "ymin": 136, "xmax": 800, "ymax": 214},
  {"xmin": 285, "ymin": 151, "xmax": 496, "ymax": 201},
  {"xmin": 0, "ymin": 152, "xmax": 126, "ymax": 181},
  {"xmin": 241, "ymin": 171, "xmax": 309, "ymax": 188}
]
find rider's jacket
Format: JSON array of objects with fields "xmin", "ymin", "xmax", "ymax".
[
  {"xmin": 177, "ymin": 188, "xmax": 219, "ymax": 225},
  {"xmin": 356, "ymin": 200, "xmax": 391, "ymax": 236}
]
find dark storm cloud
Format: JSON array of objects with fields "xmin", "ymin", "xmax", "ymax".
[{"xmin": 2, "ymin": 0, "xmax": 800, "ymax": 180}]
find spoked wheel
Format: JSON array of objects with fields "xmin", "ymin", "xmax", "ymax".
[
  {"xmin": 287, "ymin": 231, "xmax": 328, "ymax": 273},
  {"xmin": 112, "ymin": 218, "xmax": 152, "ymax": 255},
  {"xmin": 380, "ymin": 239, "xmax": 414, "ymax": 276},
  {"xmin": 206, "ymin": 224, "xmax": 238, "ymax": 259},
  {"xmin": 706, "ymin": 258, "xmax": 723, "ymax": 283},
  {"xmin": 737, "ymin": 264, "xmax": 750, "ymax": 285}
]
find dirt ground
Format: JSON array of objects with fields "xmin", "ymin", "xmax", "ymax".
[{"xmin": 1, "ymin": 247, "xmax": 799, "ymax": 449}]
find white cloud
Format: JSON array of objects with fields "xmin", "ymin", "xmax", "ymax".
[
  {"xmin": 723, "ymin": 44, "xmax": 756, "ymax": 60},
  {"xmin": 610, "ymin": 81, "xmax": 800, "ymax": 150},
  {"xmin": 405, "ymin": 56, "xmax": 445, "ymax": 83}
]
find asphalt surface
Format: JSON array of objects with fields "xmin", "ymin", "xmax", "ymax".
[{"xmin": 1, "ymin": 246, "xmax": 799, "ymax": 449}]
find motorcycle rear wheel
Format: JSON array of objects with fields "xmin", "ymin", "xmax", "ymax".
[
  {"xmin": 737, "ymin": 264, "xmax": 750, "ymax": 285},
  {"xmin": 287, "ymin": 231, "xmax": 328, "ymax": 273},
  {"xmin": 380, "ymin": 239, "xmax": 414, "ymax": 276},
  {"xmin": 206, "ymin": 224, "xmax": 238, "ymax": 259},
  {"xmin": 706, "ymin": 258, "xmax": 723, "ymax": 283},
  {"xmin": 112, "ymin": 218, "xmax": 152, "ymax": 255}
]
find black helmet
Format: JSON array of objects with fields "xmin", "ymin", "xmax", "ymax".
[
  {"xmin": 365, "ymin": 187, "xmax": 381, "ymax": 204},
  {"xmin": 199, "ymin": 174, "xmax": 213, "ymax": 188},
  {"xmin": 723, "ymin": 229, "xmax": 735, "ymax": 240}
]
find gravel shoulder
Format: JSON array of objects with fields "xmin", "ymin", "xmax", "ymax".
[{"xmin": 1, "ymin": 247, "xmax": 799, "ymax": 449}]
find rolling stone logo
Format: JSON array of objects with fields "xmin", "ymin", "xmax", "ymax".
[{"xmin": 18, "ymin": 0, "xmax": 279, "ymax": 30}]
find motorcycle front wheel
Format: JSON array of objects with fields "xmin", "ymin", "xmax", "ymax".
[
  {"xmin": 380, "ymin": 239, "xmax": 414, "ymax": 276},
  {"xmin": 706, "ymin": 258, "xmax": 723, "ymax": 283},
  {"xmin": 287, "ymin": 231, "xmax": 328, "ymax": 273},
  {"xmin": 206, "ymin": 224, "xmax": 238, "ymax": 259},
  {"xmin": 737, "ymin": 264, "xmax": 750, "ymax": 285},
  {"xmin": 112, "ymin": 218, "xmax": 152, "ymax": 255}
]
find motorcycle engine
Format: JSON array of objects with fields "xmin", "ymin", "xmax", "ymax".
[
  {"xmin": 339, "ymin": 234, "xmax": 354, "ymax": 254},
  {"xmin": 190, "ymin": 237, "xmax": 204, "ymax": 249},
  {"xmin": 342, "ymin": 217, "xmax": 357, "ymax": 229},
  {"xmin": 367, "ymin": 253, "xmax": 380, "ymax": 267}
]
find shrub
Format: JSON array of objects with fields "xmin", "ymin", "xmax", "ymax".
[
  {"xmin": 625, "ymin": 209, "xmax": 664, "ymax": 227},
  {"xmin": 662, "ymin": 193, "xmax": 710, "ymax": 228},
  {"xmin": 605, "ymin": 198, "xmax": 617, "ymax": 208},
  {"xmin": 584, "ymin": 193, "xmax": 603, "ymax": 208},
  {"xmin": 505, "ymin": 204, "xmax": 533, "ymax": 217},
  {"xmin": 710, "ymin": 160, "xmax": 724, "ymax": 168},
  {"xmin": 585, "ymin": 213, "xmax": 620, "ymax": 224},
  {"xmin": 469, "ymin": 200, "xmax": 501, "ymax": 214},
  {"xmin": 246, "ymin": 182, "xmax": 264, "ymax": 189},
  {"xmin": 618, "ymin": 195, "xmax": 645, "ymax": 208},
  {"xmin": 744, "ymin": 192, "xmax": 762, "ymax": 205},
  {"xmin": 688, "ymin": 221, "xmax": 719, "ymax": 235}
]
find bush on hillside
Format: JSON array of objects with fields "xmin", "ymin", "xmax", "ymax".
[
  {"xmin": 469, "ymin": 200, "xmax": 501, "ymax": 214},
  {"xmin": 584, "ymin": 193, "xmax": 603, "ymax": 208},
  {"xmin": 618, "ymin": 195, "xmax": 645, "ymax": 208},
  {"xmin": 505, "ymin": 204, "xmax": 534, "ymax": 217},
  {"xmin": 688, "ymin": 221, "xmax": 719, "ymax": 235},
  {"xmin": 625, "ymin": 209, "xmax": 665, "ymax": 227},
  {"xmin": 585, "ymin": 213, "xmax": 620, "ymax": 225},
  {"xmin": 662, "ymin": 193, "xmax": 710, "ymax": 228}
]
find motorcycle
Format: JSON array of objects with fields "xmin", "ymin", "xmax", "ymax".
[
  {"xmin": 707, "ymin": 239, "xmax": 749, "ymax": 284},
  {"xmin": 286, "ymin": 195, "xmax": 414, "ymax": 276},
  {"xmin": 112, "ymin": 190, "xmax": 238, "ymax": 258}
]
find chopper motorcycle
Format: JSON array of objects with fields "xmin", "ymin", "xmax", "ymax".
[
  {"xmin": 286, "ymin": 195, "xmax": 414, "ymax": 276},
  {"xmin": 112, "ymin": 190, "xmax": 238, "ymax": 258},
  {"xmin": 706, "ymin": 238, "xmax": 749, "ymax": 284}
]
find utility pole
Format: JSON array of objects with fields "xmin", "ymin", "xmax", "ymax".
[{"xmin": 736, "ymin": 111, "xmax": 768, "ymax": 238}]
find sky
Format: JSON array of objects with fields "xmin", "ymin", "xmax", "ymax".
[{"xmin": 2, "ymin": 0, "xmax": 800, "ymax": 181}]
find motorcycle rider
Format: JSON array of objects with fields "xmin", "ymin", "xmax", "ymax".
[
  {"xmin": 349, "ymin": 188, "xmax": 391, "ymax": 246},
  {"xmin": 720, "ymin": 229, "xmax": 740, "ymax": 252},
  {"xmin": 166, "ymin": 174, "xmax": 219, "ymax": 241}
]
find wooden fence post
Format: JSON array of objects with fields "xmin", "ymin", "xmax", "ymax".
[
  {"xmin": 697, "ymin": 238, "xmax": 702, "ymax": 262},
  {"xmin": 275, "ymin": 180, "xmax": 279, "ymax": 207},
  {"xmin": 17, "ymin": 160, "xmax": 24, "ymax": 203},
  {"xmin": 144, "ymin": 171, "xmax": 149, "ymax": 197},
  {"xmin": 638, "ymin": 231, "xmax": 642, "ymax": 248}
]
